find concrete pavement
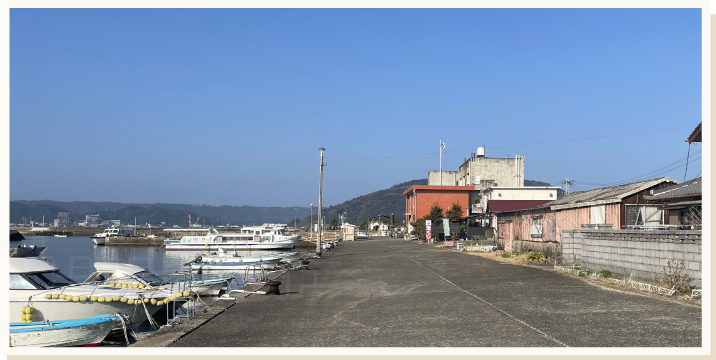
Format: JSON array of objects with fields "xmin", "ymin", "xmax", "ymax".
[{"xmin": 168, "ymin": 237, "xmax": 702, "ymax": 347}]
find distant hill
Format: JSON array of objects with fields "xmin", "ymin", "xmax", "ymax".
[
  {"xmin": 298, "ymin": 178, "xmax": 564, "ymax": 228},
  {"xmin": 10, "ymin": 200, "xmax": 311, "ymax": 227},
  {"xmin": 11, "ymin": 178, "xmax": 562, "ymax": 227},
  {"xmin": 525, "ymin": 180, "xmax": 566, "ymax": 197},
  {"xmin": 297, "ymin": 179, "xmax": 428, "ymax": 228}
]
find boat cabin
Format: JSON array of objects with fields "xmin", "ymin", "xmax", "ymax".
[
  {"xmin": 83, "ymin": 262, "xmax": 165, "ymax": 288},
  {"xmin": 9, "ymin": 258, "xmax": 77, "ymax": 291}
]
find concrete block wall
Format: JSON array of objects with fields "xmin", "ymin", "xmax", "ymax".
[{"xmin": 562, "ymin": 229, "xmax": 702, "ymax": 287}]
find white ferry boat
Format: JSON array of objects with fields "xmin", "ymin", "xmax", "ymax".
[
  {"xmin": 91, "ymin": 226, "xmax": 134, "ymax": 245},
  {"xmin": 163, "ymin": 224, "xmax": 300, "ymax": 251}
]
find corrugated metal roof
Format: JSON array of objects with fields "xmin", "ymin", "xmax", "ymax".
[
  {"xmin": 537, "ymin": 177, "xmax": 678, "ymax": 211},
  {"xmin": 643, "ymin": 177, "xmax": 701, "ymax": 200},
  {"xmin": 489, "ymin": 200, "xmax": 553, "ymax": 212}
]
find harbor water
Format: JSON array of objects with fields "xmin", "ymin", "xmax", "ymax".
[{"xmin": 12, "ymin": 236, "xmax": 305, "ymax": 287}]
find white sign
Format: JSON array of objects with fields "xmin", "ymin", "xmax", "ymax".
[{"xmin": 425, "ymin": 220, "xmax": 432, "ymax": 242}]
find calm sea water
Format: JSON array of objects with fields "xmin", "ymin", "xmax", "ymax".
[{"xmin": 11, "ymin": 235, "xmax": 305, "ymax": 291}]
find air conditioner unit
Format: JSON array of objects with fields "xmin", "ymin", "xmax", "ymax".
[{"xmin": 471, "ymin": 204, "xmax": 483, "ymax": 214}]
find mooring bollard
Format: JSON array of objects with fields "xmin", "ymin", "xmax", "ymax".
[
  {"xmin": 301, "ymin": 260, "xmax": 310, "ymax": 270},
  {"xmin": 266, "ymin": 280, "xmax": 281, "ymax": 295},
  {"xmin": 316, "ymin": 252, "xmax": 322, "ymax": 259}
]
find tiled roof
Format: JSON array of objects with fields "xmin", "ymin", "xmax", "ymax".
[
  {"xmin": 643, "ymin": 177, "xmax": 701, "ymax": 200},
  {"xmin": 536, "ymin": 177, "xmax": 679, "ymax": 211}
]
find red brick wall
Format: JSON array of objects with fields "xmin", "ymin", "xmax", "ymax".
[{"xmin": 414, "ymin": 190, "xmax": 469, "ymax": 220}]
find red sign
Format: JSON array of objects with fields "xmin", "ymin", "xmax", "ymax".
[{"xmin": 425, "ymin": 220, "xmax": 432, "ymax": 242}]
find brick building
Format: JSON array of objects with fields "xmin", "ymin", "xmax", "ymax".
[{"xmin": 403, "ymin": 185, "xmax": 473, "ymax": 224}]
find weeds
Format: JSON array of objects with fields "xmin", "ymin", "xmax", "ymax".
[
  {"xmin": 500, "ymin": 252, "xmax": 512, "ymax": 258},
  {"xmin": 599, "ymin": 269, "xmax": 612, "ymax": 278},
  {"xmin": 527, "ymin": 251, "xmax": 547, "ymax": 263},
  {"xmin": 656, "ymin": 260, "xmax": 693, "ymax": 296}
]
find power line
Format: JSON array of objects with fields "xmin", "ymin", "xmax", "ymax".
[
  {"xmin": 574, "ymin": 153, "xmax": 702, "ymax": 187},
  {"xmin": 331, "ymin": 126, "xmax": 691, "ymax": 162}
]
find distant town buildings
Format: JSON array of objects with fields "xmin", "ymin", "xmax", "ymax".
[
  {"xmin": 408, "ymin": 146, "xmax": 556, "ymax": 227},
  {"xmin": 56, "ymin": 212, "xmax": 71, "ymax": 227}
]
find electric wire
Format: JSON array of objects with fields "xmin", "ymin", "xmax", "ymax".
[
  {"xmin": 574, "ymin": 154, "xmax": 702, "ymax": 187},
  {"xmin": 330, "ymin": 126, "xmax": 691, "ymax": 162}
]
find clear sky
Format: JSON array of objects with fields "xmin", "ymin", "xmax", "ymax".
[{"xmin": 9, "ymin": 8, "xmax": 702, "ymax": 207}]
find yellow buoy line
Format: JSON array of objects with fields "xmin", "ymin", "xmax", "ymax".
[{"xmin": 25, "ymin": 288, "xmax": 198, "ymax": 323}]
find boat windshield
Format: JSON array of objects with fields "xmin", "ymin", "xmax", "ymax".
[
  {"xmin": 106, "ymin": 271, "xmax": 165, "ymax": 287},
  {"xmin": 21, "ymin": 271, "xmax": 76, "ymax": 290},
  {"xmin": 135, "ymin": 271, "xmax": 165, "ymax": 286}
]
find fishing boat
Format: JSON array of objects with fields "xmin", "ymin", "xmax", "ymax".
[
  {"xmin": 164, "ymin": 224, "xmax": 301, "ymax": 251},
  {"xmin": 10, "ymin": 314, "xmax": 126, "ymax": 347},
  {"xmin": 84, "ymin": 262, "xmax": 234, "ymax": 297},
  {"xmin": 187, "ymin": 249, "xmax": 292, "ymax": 270},
  {"xmin": 91, "ymin": 225, "xmax": 134, "ymax": 245},
  {"xmin": 10, "ymin": 244, "xmax": 47, "ymax": 258},
  {"xmin": 9, "ymin": 258, "xmax": 183, "ymax": 329},
  {"xmin": 53, "ymin": 234, "xmax": 69, "ymax": 238}
]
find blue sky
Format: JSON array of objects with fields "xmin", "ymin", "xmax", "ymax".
[{"xmin": 9, "ymin": 8, "xmax": 702, "ymax": 207}]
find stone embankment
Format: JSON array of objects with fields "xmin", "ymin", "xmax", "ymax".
[{"xmin": 105, "ymin": 237, "xmax": 165, "ymax": 246}]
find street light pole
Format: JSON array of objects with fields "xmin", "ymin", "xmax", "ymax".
[
  {"xmin": 310, "ymin": 203, "xmax": 313, "ymax": 241},
  {"xmin": 317, "ymin": 147, "xmax": 326, "ymax": 254}
]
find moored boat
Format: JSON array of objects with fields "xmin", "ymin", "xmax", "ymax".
[
  {"xmin": 9, "ymin": 258, "xmax": 183, "ymax": 329},
  {"xmin": 91, "ymin": 225, "xmax": 134, "ymax": 245},
  {"xmin": 10, "ymin": 314, "xmax": 126, "ymax": 347},
  {"xmin": 164, "ymin": 224, "xmax": 301, "ymax": 251},
  {"xmin": 189, "ymin": 252, "xmax": 283, "ymax": 271},
  {"xmin": 84, "ymin": 262, "xmax": 234, "ymax": 297}
]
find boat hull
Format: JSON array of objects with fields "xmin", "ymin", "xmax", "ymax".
[
  {"xmin": 91, "ymin": 237, "xmax": 106, "ymax": 245},
  {"xmin": 190, "ymin": 261, "xmax": 279, "ymax": 270},
  {"xmin": 9, "ymin": 315, "xmax": 120, "ymax": 347},
  {"xmin": 164, "ymin": 241, "xmax": 297, "ymax": 251}
]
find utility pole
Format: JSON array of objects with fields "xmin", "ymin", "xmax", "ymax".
[
  {"xmin": 310, "ymin": 204, "xmax": 313, "ymax": 241},
  {"xmin": 560, "ymin": 178, "xmax": 574, "ymax": 195},
  {"xmin": 317, "ymin": 147, "xmax": 326, "ymax": 254},
  {"xmin": 439, "ymin": 139, "xmax": 445, "ymax": 185}
]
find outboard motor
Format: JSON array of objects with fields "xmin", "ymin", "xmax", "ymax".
[{"xmin": 182, "ymin": 255, "xmax": 203, "ymax": 266}]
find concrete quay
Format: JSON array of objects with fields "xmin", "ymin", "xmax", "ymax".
[{"xmin": 137, "ymin": 237, "xmax": 701, "ymax": 347}]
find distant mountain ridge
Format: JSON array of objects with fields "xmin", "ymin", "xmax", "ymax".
[
  {"xmin": 10, "ymin": 200, "xmax": 311, "ymax": 227},
  {"xmin": 11, "ymin": 179, "xmax": 562, "ymax": 227}
]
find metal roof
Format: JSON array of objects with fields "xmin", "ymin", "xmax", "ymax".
[
  {"xmin": 537, "ymin": 177, "xmax": 678, "ymax": 211},
  {"xmin": 643, "ymin": 177, "xmax": 701, "ymax": 200},
  {"xmin": 686, "ymin": 122, "xmax": 702, "ymax": 143},
  {"xmin": 489, "ymin": 200, "xmax": 553, "ymax": 212}
]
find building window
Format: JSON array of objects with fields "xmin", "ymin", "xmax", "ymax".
[
  {"xmin": 590, "ymin": 205, "xmax": 606, "ymax": 224},
  {"xmin": 626, "ymin": 205, "xmax": 663, "ymax": 226},
  {"xmin": 531, "ymin": 217, "xmax": 543, "ymax": 238}
]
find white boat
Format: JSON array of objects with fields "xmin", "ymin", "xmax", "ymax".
[
  {"xmin": 84, "ymin": 262, "xmax": 234, "ymax": 297},
  {"xmin": 10, "ymin": 314, "xmax": 125, "ymax": 347},
  {"xmin": 164, "ymin": 224, "xmax": 301, "ymax": 251},
  {"xmin": 10, "ymin": 244, "xmax": 47, "ymax": 258},
  {"xmin": 53, "ymin": 234, "xmax": 68, "ymax": 238},
  {"xmin": 91, "ymin": 225, "xmax": 134, "ymax": 245},
  {"xmin": 9, "ymin": 258, "xmax": 181, "ymax": 329},
  {"xmin": 188, "ymin": 250, "xmax": 285, "ymax": 271}
]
